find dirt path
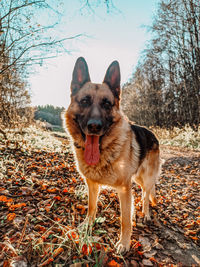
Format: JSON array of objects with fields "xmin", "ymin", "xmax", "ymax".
[
  {"xmin": 160, "ymin": 144, "xmax": 200, "ymax": 160},
  {"xmin": 142, "ymin": 145, "xmax": 200, "ymax": 266},
  {"xmin": 115, "ymin": 144, "xmax": 200, "ymax": 266}
]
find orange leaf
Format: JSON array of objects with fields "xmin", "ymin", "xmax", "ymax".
[
  {"xmin": 0, "ymin": 187, "xmax": 5, "ymax": 191},
  {"xmin": 132, "ymin": 221, "xmax": 136, "ymax": 227},
  {"xmin": 41, "ymin": 184, "xmax": 47, "ymax": 190},
  {"xmin": 39, "ymin": 226, "xmax": 46, "ymax": 233},
  {"xmin": 54, "ymin": 217, "xmax": 61, "ymax": 221},
  {"xmin": 45, "ymin": 206, "xmax": 51, "ymax": 213},
  {"xmin": 150, "ymin": 257, "xmax": 158, "ymax": 263},
  {"xmin": 186, "ymin": 230, "xmax": 197, "ymax": 235},
  {"xmin": 183, "ymin": 213, "xmax": 189, "ymax": 219},
  {"xmin": 110, "ymin": 192, "xmax": 115, "ymax": 198},
  {"xmin": 9, "ymin": 203, "xmax": 26, "ymax": 210},
  {"xmin": 82, "ymin": 244, "xmax": 88, "ymax": 255},
  {"xmin": 63, "ymin": 188, "xmax": 68, "ymax": 193},
  {"xmin": 53, "ymin": 247, "xmax": 64, "ymax": 258},
  {"xmin": 190, "ymin": 236, "xmax": 198, "ymax": 240},
  {"xmin": 3, "ymin": 260, "xmax": 10, "ymax": 267},
  {"xmin": 0, "ymin": 195, "xmax": 13, "ymax": 203},
  {"xmin": 103, "ymin": 246, "xmax": 107, "ymax": 252},
  {"xmin": 133, "ymin": 241, "xmax": 141, "ymax": 249},
  {"xmin": 72, "ymin": 177, "xmax": 77, "ymax": 183},
  {"xmin": 76, "ymin": 204, "xmax": 86, "ymax": 215},
  {"xmin": 0, "ymin": 195, "xmax": 7, "ymax": 202},
  {"xmin": 47, "ymin": 188, "xmax": 57, "ymax": 193},
  {"xmin": 67, "ymin": 231, "xmax": 78, "ymax": 240},
  {"xmin": 107, "ymin": 259, "xmax": 120, "ymax": 267},
  {"xmin": 185, "ymin": 222, "xmax": 195, "ymax": 228},
  {"xmin": 7, "ymin": 213, "xmax": 16, "ymax": 221},
  {"xmin": 93, "ymin": 243, "xmax": 101, "ymax": 250},
  {"xmin": 54, "ymin": 196, "xmax": 61, "ymax": 201},
  {"xmin": 72, "ymin": 231, "xmax": 77, "ymax": 239}
]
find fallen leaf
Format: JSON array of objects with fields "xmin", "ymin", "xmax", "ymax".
[
  {"xmin": 54, "ymin": 195, "xmax": 61, "ymax": 201},
  {"xmin": 53, "ymin": 247, "xmax": 64, "ymax": 258},
  {"xmin": 7, "ymin": 213, "xmax": 16, "ymax": 221},
  {"xmin": 107, "ymin": 259, "xmax": 120, "ymax": 267}
]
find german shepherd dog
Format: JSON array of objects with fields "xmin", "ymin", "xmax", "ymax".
[{"xmin": 65, "ymin": 57, "xmax": 160, "ymax": 253}]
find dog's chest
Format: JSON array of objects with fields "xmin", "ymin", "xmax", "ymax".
[{"xmin": 76, "ymin": 154, "xmax": 136, "ymax": 187}]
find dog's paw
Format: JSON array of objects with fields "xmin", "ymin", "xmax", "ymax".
[
  {"xmin": 144, "ymin": 215, "xmax": 151, "ymax": 224},
  {"xmin": 116, "ymin": 240, "xmax": 130, "ymax": 254}
]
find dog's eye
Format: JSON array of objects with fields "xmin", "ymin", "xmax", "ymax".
[
  {"xmin": 101, "ymin": 98, "xmax": 112, "ymax": 110},
  {"xmin": 80, "ymin": 96, "xmax": 92, "ymax": 108}
]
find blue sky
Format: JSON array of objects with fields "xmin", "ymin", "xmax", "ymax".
[{"xmin": 30, "ymin": 0, "xmax": 159, "ymax": 108}]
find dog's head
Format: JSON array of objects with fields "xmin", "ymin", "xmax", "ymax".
[{"xmin": 67, "ymin": 57, "xmax": 121, "ymax": 165}]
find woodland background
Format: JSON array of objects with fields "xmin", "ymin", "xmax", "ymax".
[
  {"xmin": 0, "ymin": 0, "xmax": 199, "ymax": 131},
  {"xmin": 121, "ymin": 0, "xmax": 200, "ymax": 129}
]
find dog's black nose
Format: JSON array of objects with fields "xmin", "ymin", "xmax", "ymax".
[{"xmin": 87, "ymin": 119, "xmax": 102, "ymax": 134}]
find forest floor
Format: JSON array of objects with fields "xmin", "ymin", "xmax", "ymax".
[{"xmin": 0, "ymin": 128, "xmax": 199, "ymax": 266}]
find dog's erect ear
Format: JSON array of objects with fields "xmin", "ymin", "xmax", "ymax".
[
  {"xmin": 71, "ymin": 57, "xmax": 91, "ymax": 95},
  {"xmin": 103, "ymin": 61, "xmax": 121, "ymax": 99}
]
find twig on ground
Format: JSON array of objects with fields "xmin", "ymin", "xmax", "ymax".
[{"xmin": 17, "ymin": 215, "xmax": 29, "ymax": 250}]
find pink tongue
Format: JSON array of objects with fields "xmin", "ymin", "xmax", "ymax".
[{"xmin": 84, "ymin": 135, "xmax": 100, "ymax": 165}]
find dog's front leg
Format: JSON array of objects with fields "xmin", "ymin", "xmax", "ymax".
[
  {"xmin": 116, "ymin": 185, "xmax": 132, "ymax": 254},
  {"xmin": 86, "ymin": 178, "xmax": 99, "ymax": 224}
]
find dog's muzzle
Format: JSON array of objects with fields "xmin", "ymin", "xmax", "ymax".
[{"xmin": 87, "ymin": 119, "xmax": 102, "ymax": 135}]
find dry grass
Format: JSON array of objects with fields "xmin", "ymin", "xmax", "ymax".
[
  {"xmin": 2, "ymin": 124, "xmax": 199, "ymax": 151},
  {"xmin": 152, "ymin": 125, "xmax": 200, "ymax": 150},
  {"xmin": 1, "ymin": 125, "xmax": 64, "ymax": 152}
]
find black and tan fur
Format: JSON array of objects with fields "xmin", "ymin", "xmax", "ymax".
[{"xmin": 65, "ymin": 57, "xmax": 160, "ymax": 253}]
